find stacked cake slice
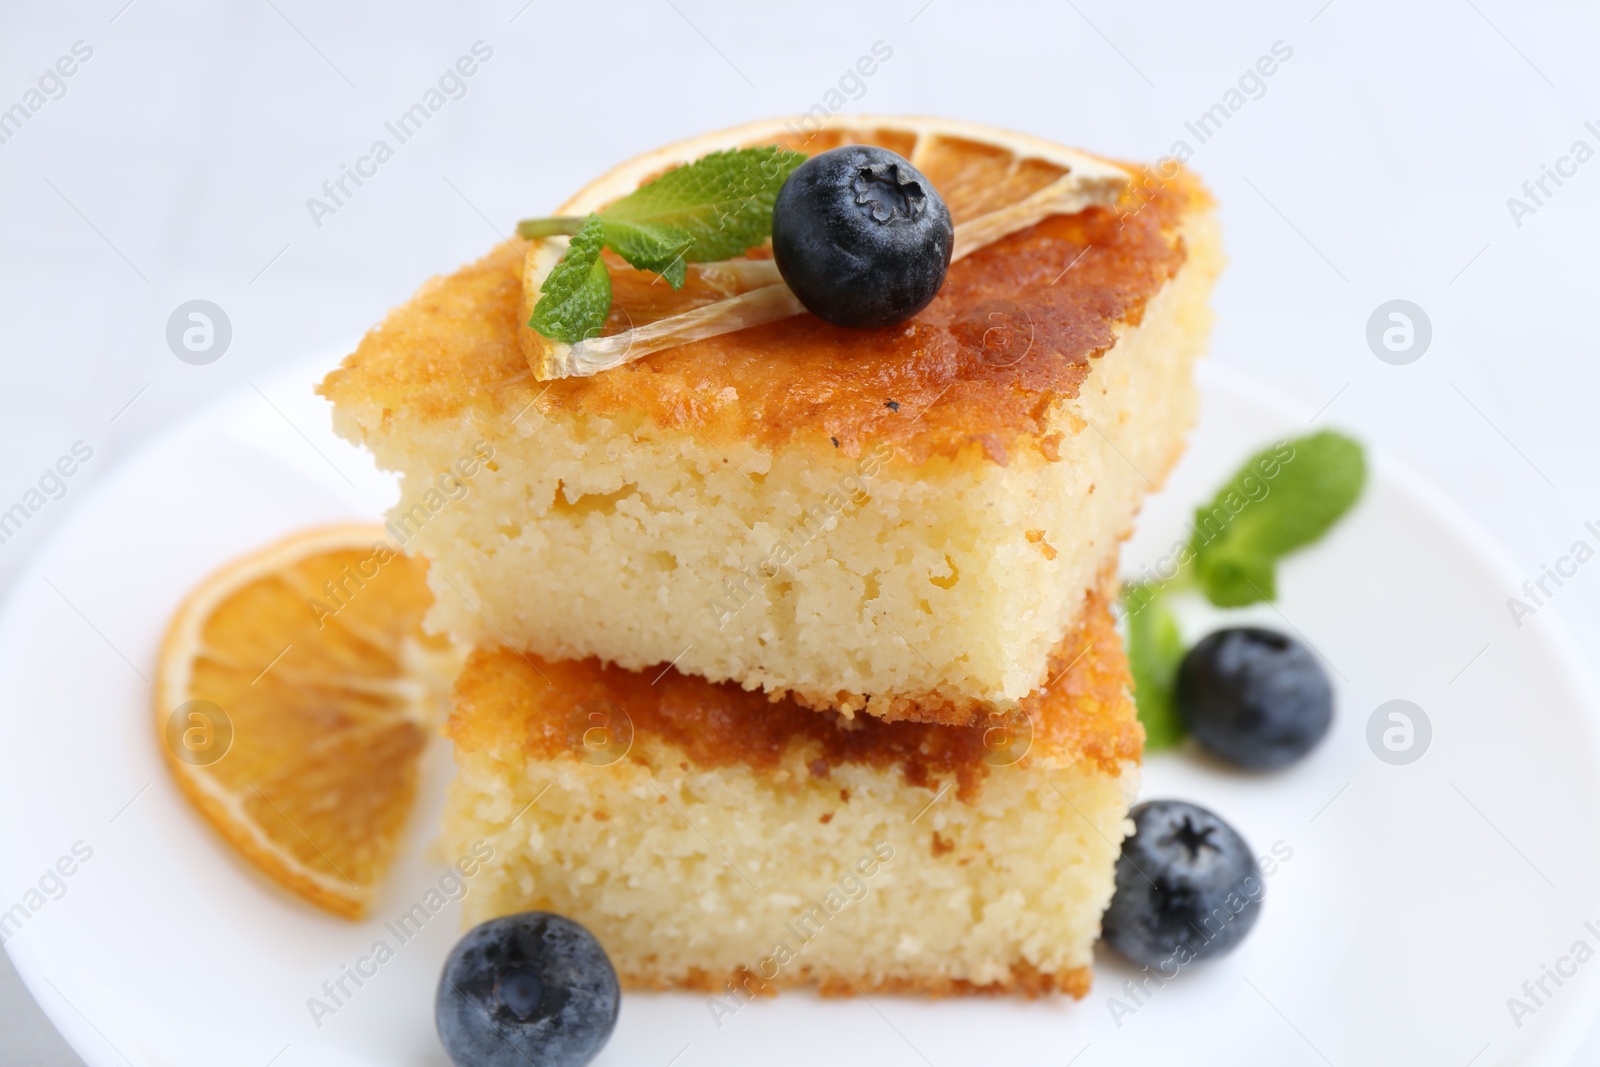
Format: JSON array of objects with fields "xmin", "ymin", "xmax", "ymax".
[
  {"xmin": 442, "ymin": 585, "xmax": 1138, "ymax": 997},
  {"xmin": 320, "ymin": 118, "xmax": 1220, "ymax": 996}
]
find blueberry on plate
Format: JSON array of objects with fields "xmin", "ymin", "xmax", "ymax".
[
  {"xmin": 771, "ymin": 144, "xmax": 954, "ymax": 329},
  {"xmin": 436, "ymin": 911, "xmax": 619, "ymax": 1067},
  {"xmin": 1101, "ymin": 800, "xmax": 1262, "ymax": 968},
  {"xmin": 1177, "ymin": 627, "xmax": 1333, "ymax": 770}
]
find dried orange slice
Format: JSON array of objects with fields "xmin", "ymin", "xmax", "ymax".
[
  {"xmin": 521, "ymin": 115, "xmax": 1131, "ymax": 378},
  {"xmin": 155, "ymin": 525, "xmax": 463, "ymax": 919}
]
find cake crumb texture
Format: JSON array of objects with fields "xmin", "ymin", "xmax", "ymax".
[{"xmin": 442, "ymin": 587, "xmax": 1142, "ymax": 996}]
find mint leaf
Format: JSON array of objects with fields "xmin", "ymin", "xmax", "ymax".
[
  {"xmin": 1122, "ymin": 583, "xmax": 1187, "ymax": 751},
  {"xmin": 521, "ymin": 145, "xmax": 805, "ymax": 335},
  {"xmin": 599, "ymin": 218, "xmax": 692, "ymax": 289},
  {"xmin": 600, "ymin": 145, "xmax": 806, "ymax": 263},
  {"xmin": 528, "ymin": 214, "xmax": 611, "ymax": 344},
  {"xmin": 517, "ymin": 216, "xmax": 586, "ymax": 240},
  {"xmin": 1189, "ymin": 430, "xmax": 1367, "ymax": 607}
]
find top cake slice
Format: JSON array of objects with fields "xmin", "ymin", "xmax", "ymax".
[{"xmin": 319, "ymin": 116, "xmax": 1221, "ymax": 724}]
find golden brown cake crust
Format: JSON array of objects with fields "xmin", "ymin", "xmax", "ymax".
[
  {"xmin": 317, "ymin": 153, "xmax": 1210, "ymax": 466},
  {"xmin": 623, "ymin": 961, "xmax": 1093, "ymax": 1000},
  {"xmin": 447, "ymin": 582, "xmax": 1141, "ymax": 793}
]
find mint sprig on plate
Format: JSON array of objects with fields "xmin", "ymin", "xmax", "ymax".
[
  {"xmin": 1123, "ymin": 582, "xmax": 1187, "ymax": 750},
  {"xmin": 1188, "ymin": 430, "xmax": 1366, "ymax": 606},
  {"xmin": 519, "ymin": 145, "xmax": 806, "ymax": 344},
  {"xmin": 1125, "ymin": 429, "xmax": 1367, "ymax": 751}
]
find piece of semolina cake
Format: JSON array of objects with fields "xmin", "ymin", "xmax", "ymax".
[
  {"xmin": 318, "ymin": 119, "xmax": 1220, "ymax": 723},
  {"xmin": 441, "ymin": 583, "xmax": 1142, "ymax": 997}
]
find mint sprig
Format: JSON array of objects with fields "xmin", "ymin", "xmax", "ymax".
[
  {"xmin": 599, "ymin": 146, "xmax": 805, "ymax": 264},
  {"xmin": 520, "ymin": 145, "xmax": 806, "ymax": 343},
  {"xmin": 1123, "ymin": 583, "xmax": 1186, "ymax": 751},
  {"xmin": 1189, "ymin": 430, "xmax": 1366, "ymax": 606},
  {"xmin": 1122, "ymin": 429, "xmax": 1367, "ymax": 751},
  {"xmin": 526, "ymin": 215, "xmax": 611, "ymax": 344},
  {"xmin": 596, "ymin": 218, "xmax": 694, "ymax": 289}
]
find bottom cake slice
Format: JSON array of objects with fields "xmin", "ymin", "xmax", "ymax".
[{"xmin": 442, "ymin": 584, "xmax": 1142, "ymax": 998}]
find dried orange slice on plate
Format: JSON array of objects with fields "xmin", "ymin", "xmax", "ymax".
[
  {"xmin": 520, "ymin": 114, "xmax": 1133, "ymax": 378},
  {"xmin": 155, "ymin": 525, "xmax": 463, "ymax": 919}
]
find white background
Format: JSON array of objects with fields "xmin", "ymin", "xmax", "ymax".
[{"xmin": 1, "ymin": 0, "xmax": 1596, "ymax": 1062}]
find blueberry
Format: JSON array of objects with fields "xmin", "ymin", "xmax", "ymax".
[
  {"xmin": 1101, "ymin": 800, "xmax": 1262, "ymax": 968},
  {"xmin": 771, "ymin": 144, "xmax": 953, "ymax": 329},
  {"xmin": 1177, "ymin": 627, "xmax": 1333, "ymax": 770},
  {"xmin": 436, "ymin": 912, "xmax": 619, "ymax": 1067}
]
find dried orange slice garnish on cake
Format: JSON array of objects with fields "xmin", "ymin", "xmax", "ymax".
[
  {"xmin": 155, "ymin": 525, "xmax": 463, "ymax": 919},
  {"xmin": 519, "ymin": 115, "xmax": 1131, "ymax": 379}
]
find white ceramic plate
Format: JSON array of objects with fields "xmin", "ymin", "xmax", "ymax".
[{"xmin": 3, "ymin": 356, "xmax": 1598, "ymax": 1067}]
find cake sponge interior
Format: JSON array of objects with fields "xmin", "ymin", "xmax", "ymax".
[{"xmin": 442, "ymin": 584, "xmax": 1142, "ymax": 996}]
